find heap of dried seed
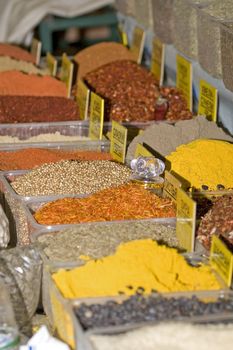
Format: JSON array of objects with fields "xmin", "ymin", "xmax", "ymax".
[
  {"xmin": 34, "ymin": 184, "xmax": 176, "ymax": 225},
  {"xmin": 197, "ymin": 195, "xmax": 233, "ymax": 249},
  {"xmin": 37, "ymin": 221, "xmax": 178, "ymax": 262},
  {"xmin": 11, "ymin": 160, "xmax": 131, "ymax": 196}
]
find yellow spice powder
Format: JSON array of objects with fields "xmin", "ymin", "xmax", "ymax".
[
  {"xmin": 166, "ymin": 139, "xmax": 233, "ymax": 190},
  {"xmin": 52, "ymin": 239, "xmax": 221, "ymax": 298}
]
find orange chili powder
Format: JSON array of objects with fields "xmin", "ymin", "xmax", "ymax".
[
  {"xmin": 0, "ymin": 44, "xmax": 35, "ymax": 63},
  {"xmin": 34, "ymin": 184, "xmax": 176, "ymax": 225},
  {"xmin": 0, "ymin": 71, "xmax": 66, "ymax": 96},
  {"xmin": 0, "ymin": 148, "xmax": 112, "ymax": 170}
]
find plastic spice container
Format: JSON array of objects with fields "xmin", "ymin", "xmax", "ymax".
[
  {"xmin": 173, "ymin": 0, "xmax": 215, "ymax": 59},
  {"xmin": 221, "ymin": 23, "xmax": 233, "ymax": 92},
  {"xmin": 134, "ymin": 0, "xmax": 153, "ymax": 29},
  {"xmin": 152, "ymin": 0, "xmax": 175, "ymax": 44},
  {"xmin": 197, "ymin": 1, "xmax": 233, "ymax": 78}
]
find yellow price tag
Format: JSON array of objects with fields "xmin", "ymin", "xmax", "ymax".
[
  {"xmin": 110, "ymin": 121, "xmax": 128, "ymax": 163},
  {"xmin": 210, "ymin": 235, "xmax": 233, "ymax": 287},
  {"xmin": 130, "ymin": 26, "xmax": 145, "ymax": 64},
  {"xmin": 198, "ymin": 79, "xmax": 218, "ymax": 122},
  {"xmin": 118, "ymin": 26, "xmax": 128, "ymax": 46},
  {"xmin": 151, "ymin": 37, "xmax": 165, "ymax": 86},
  {"xmin": 176, "ymin": 54, "xmax": 193, "ymax": 111},
  {"xmin": 89, "ymin": 92, "xmax": 104, "ymax": 140},
  {"xmin": 176, "ymin": 188, "xmax": 196, "ymax": 252},
  {"xmin": 60, "ymin": 53, "xmax": 74, "ymax": 98},
  {"xmin": 163, "ymin": 171, "xmax": 182, "ymax": 201},
  {"xmin": 30, "ymin": 38, "xmax": 42, "ymax": 66},
  {"xmin": 76, "ymin": 79, "xmax": 90, "ymax": 120},
  {"xmin": 135, "ymin": 143, "xmax": 153, "ymax": 158},
  {"xmin": 46, "ymin": 52, "xmax": 57, "ymax": 76},
  {"xmin": 50, "ymin": 291, "xmax": 75, "ymax": 349}
]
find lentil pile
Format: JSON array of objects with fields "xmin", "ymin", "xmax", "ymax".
[
  {"xmin": 11, "ymin": 160, "xmax": 131, "ymax": 196},
  {"xmin": 37, "ymin": 222, "xmax": 178, "ymax": 263},
  {"xmin": 74, "ymin": 42, "xmax": 136, "ymax": 80},
  {"xmin": 167, "ymin": 139, "xmax": 233, "ymax": 190},
  {"xmin": 84, "ymin": 60, "xmax": 160, "ymax": 122},
  {"xmin": 0, "ymin": 43, "xmax": 35, "ymax": 63},
  {"xmin": 76, "ymin": 293, "xmax": 233, "ymax": 329},
  {"xmin": 53, "ymin": 239, "xmax": 221, "ymax": 299},
  {"xmin": 90, "ymin": 323, "xmax": 233, "ymax": 350},
  {"xmin": 197, "ymin": 195, "xmax": 233, "ymax": 250},
  {"xmin": 0, "ymin": 96, "xmax": 79, "ymax": 123},
  {"xmin": 0, "ymin": 148, "xmax": 112, "ymax": 170},
  {"xmin": 0, "ymin": 71, "xmax": 66, "ymax": 97},
  {"xmin": 34, "ymin": 184, "xmax": 175, "ymax": 225}
]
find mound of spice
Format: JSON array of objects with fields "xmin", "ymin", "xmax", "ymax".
[
  {"xmin": 11, "ymin": 160, "xmax": 131, "ymax": 196},
  {"xmin": 52, "ymin": 239, "xmax": 221, "ymax": 299},
  {"xmin": 0, "ymin": 71, "xmax": 66, "ymax": 97},
  {"xmin": 84, "ymin": 60, "xmax": 160, "ymax": 122},
  {"xmin": 126, "ymin": 116, "xmax": 233, "ymax": 161},
  {"xmin": 0, "ymin": 133, "xmax": 90, "ymax": 144},
  {"xmin": 0, "ymin": 148, "xmax": 112, "ymax": 170},
  {"xmin": 166, "ymin": 139, "xmax": 233, "ymax": 190},
  {"xmin": 37, "ymin": 221, "xmax": 178, "ymax": 263},
  {"xmin": 197, "ymin": 195, "xmax": 233, "ymax": 250},
  {"xmin": 0, "ymin": 43, "xmax": 35, "ymax": 63},
  {"xmin": 74, "ymin": 42, "xmax": 136, "ymax": 80},
  {"xmin": 0, "ymin": 96, "xmax": 79, "ymax": 123},
  {"xmin": 0, "ymin": 57, "xmax": 49, "ymax": 75},
  {"xmin": 34, "ymin": 184, "xmax": 176, "ymax": 225},
  {"xmin": 76, "ymin": 293, "xmax": 233, "ymax": 329}
]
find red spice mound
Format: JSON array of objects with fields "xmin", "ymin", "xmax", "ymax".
[
  {"xmin": 0, "ymin": 148, "xmax": 112, "ymax": 170},
  {"xmin": 0, "ymin": 96, "xmax": 79, "ymax": 123},
  {"xmin": 34, "ymin": 184, "xmax": 176, "ymax": 225},
  {"xmin": 0, "ymin": 71, "xmax": 67, "ymax": 97},
  {"xmin": 0, "ymin": 43, "xmax": 35, "ymax": 63}
]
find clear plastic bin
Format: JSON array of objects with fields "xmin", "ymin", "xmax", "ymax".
[
  {"xmin": 152, "ymin": 0, "xmax": 175, "ymax": 44},
  {"xmin": 197, "ymin": 1, "xmax": 233, "ymax": 78},
  {"xmin": 174, "ymin": 0, "xmax": 215, "ymax": 60},
  {"xmin": 43, "ymin": 262, "xmax": 231, "ymax": 350},
  {"xmin": 221, "ymin": 23, "xmax": 233, "ymax": 92},
  {"xmin": 134, "ymin": 0, "xmax": 153, "ymax": 29}
]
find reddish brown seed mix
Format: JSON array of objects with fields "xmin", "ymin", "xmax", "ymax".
[{"xmin": 34, "ymin": 184, "xmax": 176, "ymax": 225}]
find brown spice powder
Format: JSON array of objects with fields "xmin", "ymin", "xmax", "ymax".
[{"xmin": 0, "ymin": 43, "xmax": 36, "ymax": 63}]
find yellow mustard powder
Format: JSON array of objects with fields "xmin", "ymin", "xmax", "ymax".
[
  {"xmin": 166, "ymin": 139, "xmax": 233, "ymax": 190},
  {"xmin": 52, "ymin": 239, "xmax": 221, "ymax": 298}
]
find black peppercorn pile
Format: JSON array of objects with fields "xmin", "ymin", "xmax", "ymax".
[
  {"xmin": 197, "ymin": 195, "xmax": 233, "ymax": 250},
  {"xmin": 74, "ymin": 293, "xmax": 233, "ymax": 330}
]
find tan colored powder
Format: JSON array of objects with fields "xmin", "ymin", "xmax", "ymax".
[{"xmin": 0, "ymin": 57, "xmax": 49, "ymax": 75}]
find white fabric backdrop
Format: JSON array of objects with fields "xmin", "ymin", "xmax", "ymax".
[{"xmin": 0, "ymin": 0, "xmax": 115, "ymax": 44}]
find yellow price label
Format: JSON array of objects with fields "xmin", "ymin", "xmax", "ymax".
[
  {"xmin": 176, "ymin": 54, "xmax": 193, "ymax": 111},
  {"xmin": 46, "ymin": 52, "xmax": 57, "ymax": 76},
  {"xmin": 176, "ymin": 188, "xmax": 196, "ymax": 252},
  {"xmin": 163, "ymin": 171, "xmax": 182, "ymax": 201},
  {"xmin": 198, "ymin": 79, "xmax": 218, "ymax": 122},
  {"xmin": 50, "ymin": 290, "xmax": 75, "ymax": 349},
  {"xmin": 118, "ymin": 26, "xmax": 128, "ymax": 46},
  {"xmin": 210, "ymin": 235, "xmax": 233, "ymax": 287},
  {"xmin": 60, "ymin": 53, "xmax": 74, "ymax": 98},
  {"xmin": 130, "ymin": 26, "xmax": 145, "ymax": 64},
  {"xmin": 89, "ymin": 92, "xmax": 104, "ymax": 140},
  {"xmin": 151, "ymin": 37, "xmax": 165, "ymax": 86},
  {"xmin": 135, "ymin": 143, "xmax": 153, "ymax": 158},
  {"xmin": 76, "ymin": 79, "xmax": 90, "ymax": 120},
  {"xmin": 110, "ymin": 121, "xmax": 128, "ymax": 163},
  {"xmin": 30, "ymin": 38, "xmax": 42, "ymax": 66}
]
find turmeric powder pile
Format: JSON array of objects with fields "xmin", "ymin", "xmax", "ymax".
[
  {"xmin": 52, "ymin": 239, "xmax": 221, "ymax": 299},
  {"xmin": 167, "ymin": 139, "xmax": 233, "ymax": 190}
]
